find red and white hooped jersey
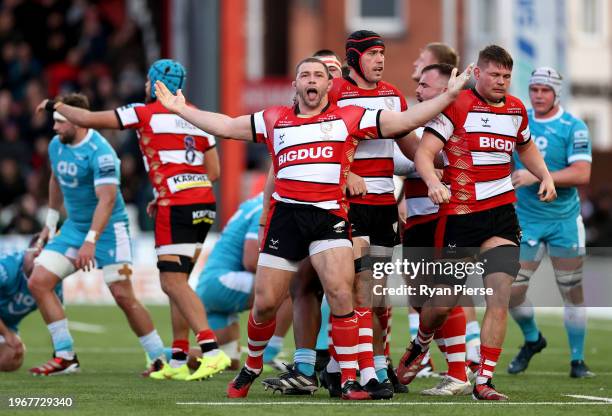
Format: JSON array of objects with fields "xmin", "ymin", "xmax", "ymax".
[
  {"xmin": 424, "ymin": 88, "xmax": 531, "ymax": 215},
  {"xmin": 251, "ymin": 103, "xmax": 381, "ymax": 219},
  {"xmin": 115, "ymin": 101, "xmax": 216, "ymax": 206},
  {"xmin": 329, "ymin": 77, "xmax": 407, "ymax": 205}
]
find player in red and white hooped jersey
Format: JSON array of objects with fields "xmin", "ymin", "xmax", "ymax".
[
  {"xmin": 39, "ymin": 59, "xmax": 232, "ymax": 382},
  {"xmin": 311, "ymin": 30, "xmax": 408, "ymax": 399},
  {"xmin": 154, "ymin": 57, "xmax": 472, "ymax": 399},
  {"xmin": 398, "ymin": 45, "xmax": 556, "ymax": 401}
]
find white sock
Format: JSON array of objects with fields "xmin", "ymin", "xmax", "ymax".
[
  {"xmin": 359, "ymin": 367, "xmax": 377, "ymax": 385},
  {"xmin": 47, "ymin": 319, "xmax": 74, "ymax": 360},
  {"xmin": 326, "ymin": 356, "xmax": 341, "ymax": 373}
]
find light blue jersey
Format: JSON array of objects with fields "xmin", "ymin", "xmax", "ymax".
[
  {"xmin": 197, "ymin": 194, "xmax": 263, "ymax": 329},
  {"xmin": 46, "ymin": 130, "xmax": 133, "ymax": 268},
  {"xmin": 514, "ymin": 108, "xmax": 592, "ymax": 221},
  {"xmin": 48, "ymin": 129, "xmax": 128, "ymax": 228},
  {"xmin": 0, "ymin": 252, "xmax": 62, "ymax": 332}
]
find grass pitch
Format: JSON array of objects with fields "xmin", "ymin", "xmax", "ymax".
[{"xmin": 1, "ymin": 305, "xmax": 611, "ymax": 415}]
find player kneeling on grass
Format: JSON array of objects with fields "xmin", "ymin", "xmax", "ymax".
[
  {"xmin": 193, "ymin": 192, "xmax": 292, "ymax": 371},
  {"xmin": 0, "ymin": 236, "xmax": 61, "ymax": 372}
]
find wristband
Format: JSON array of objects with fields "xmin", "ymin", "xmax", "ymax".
[
  {"xmin": 85, "ymin": 230, "xmax": 98, "ymax": 244},
  {"xmin": 45, "ymin": 208, "xmax": 60, "ymax": 237}
]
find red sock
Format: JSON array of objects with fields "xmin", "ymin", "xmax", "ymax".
[
  {"xmin": 434, "ymin": 330, "xmax": 446, "ymax": 355},
  {"xmin": 375, "ymin": 307, "xmax": 392, "ymax": 358},
  {"xmin": 355, "ymin": 307, "xmax": 375, "ymax": 373},
  {"xmin": 477, "ymin": 344, "xmax": 502, "ymax": 384},
  {"xmin": 331, "ymin": 312, "xmax": 359, "ymax": 385},
  {"xmin": 416, "ymin": 322, "xmax": 435, "ymax": 350},
  {"xmin": 196, "ymin": 328, "xmax": 218, "ymax": 354},
  {"xmin": 441, "ymin": 306, "xmax": 467, "ymax": 381},
  {"xmin": 171, "ymin": 339, "xmax": 189, "ymax": 361},
  {"xmin": 327, "ymin": 314, "xmax": 337, "ymax": 363},
  {"xmin": 245, "ymin": 311, "xmax": 276, "ymax": 372}
]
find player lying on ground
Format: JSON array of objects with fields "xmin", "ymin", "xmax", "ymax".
[
  {"xmin": 0, "ymin": 235, "xmax": 60, "ymax": 372},
  {"xmin": 155, "ymin": 56, "xmax": 472, "ymax": 400}
]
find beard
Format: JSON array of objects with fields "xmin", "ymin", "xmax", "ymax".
[{"xmin": 297, "ymin": 86, "xmax": 324, "ymax": 109}]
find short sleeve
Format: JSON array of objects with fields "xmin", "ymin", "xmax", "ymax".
[
  {"xmin": 115, "ymin": 103, "xmax": 146, "ymax": 130},
  {"xmin": 0, "ymin": 252, "xmax": 23, "ymax": 290},
  {"xmin": 567, "ymin": 119, "xmax": 592, "ymax": 164},
  {"xmin": 424, "ymin": 110, "xmax": 455, "ymax": 143},
  {"xmin": 515, "ymin": 104, "xmax": 531, "ymax": 146},
  {"xmin": 201, "ymin": 133, "xmax": 217, "ymax": 152},
  {"xmin": 92, "ymin": 145, "xmax": 120, "ymax": 187},
  {"xmin": 251, "ymin": 110, "xmax": 268, "ymax": 143},
  {"xmin": 399, "ymin": 94, "xmax": 408, "ymax": 112},
  {"xmin": 352, "ymin": 108, "xmax": 382, "ymax": 140}
]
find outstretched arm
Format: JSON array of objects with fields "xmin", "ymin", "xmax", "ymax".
[
  {"xmin": 37, "ymin": 100, "xmax": 120, "ymax": 130},
  {"xmin": 155, "ymin": 81, "xmax": 252, "ymax": 141},
  {"xmin": 379, "ymin": 65, "xmax": 473, "ymax": 138}
]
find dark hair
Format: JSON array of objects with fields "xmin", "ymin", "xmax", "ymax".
[
  {"xmin": 60, "ymin": 93, "xmax": 90, "ymax": 110},
  {"xmin": 477, "ymin": 44, "xmax": 513, "ymax": 69},
  {"xmin": 313, "ymin": 49, "xmax": 341, "ymax": 61},
  {"xmin": 425, "ymin": 42, "xmax": 459, "ymax": 67},
  {"xmin": 421, "ymin": 63, "xmax": 455, "ymax": 79},
  {"xmin": 295, "ymin": 57, "xmax": 331, "ymax": 79}
]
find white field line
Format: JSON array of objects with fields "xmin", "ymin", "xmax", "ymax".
[
  {"xmin": 564, "ymin": 395, "xmax": 612, "ymax": 403},
  {"xmin": 67, "ymin": 321, "xmax": 107, "ymax": 333},
  {"xmin": 176, "ymin": 401, "xmax": 611, "ymax": 406}
]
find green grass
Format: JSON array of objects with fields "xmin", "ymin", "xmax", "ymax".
[{"xmin": 1, "ymin": 305, "xmax": 611, "ymax": 415}]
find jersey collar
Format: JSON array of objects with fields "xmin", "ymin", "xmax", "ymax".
[
  {"xmin": 533, "ymin": 106, "xmax": 564, "ymax": 123},
  {"xmin": 293, "ymin": 101, "xmax": 331, "ymax": 117},
  {"xmin": 471, "ymin": 87, "xmax": 506, "ymax": 105},
  {"xmin": 67, "ymin": 129, "xmax": 93, "ymax": 149}
]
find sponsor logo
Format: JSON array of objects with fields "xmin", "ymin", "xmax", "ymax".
[
  {"xmin": 166, "ymin": 173, "xmax": 211, "ymax": 193},
  {"xmin": 332, "ymin": 221, "xmax": 345, "ymax": 234},
  {"xmin": 279, "ymin": 133, "xmax": 286, "ymax": 145},
  {"xmin": 481, "ymin": 117, "xmax": 490, "ymax": 128},
  {"xmin": 479, "ymin": 136, "xmax": 515, "ymax": 152},
  {"xmin": 192, "ymin": 209, "xmax": 215, "ymax": 225},
  {"xmin": 268, "ymin": 238, "xmax": 279, "ymax": 250},
  {"xmin": 278, "ymin": 146, "xmax": 334, "ymax": 166},
  {"xmin": 384, "ymin": 97, "xmax": 396, "ymax": 110},
  {"xmin": 320, "ymin": 121, "xmax": 334, "ymax": 139}
]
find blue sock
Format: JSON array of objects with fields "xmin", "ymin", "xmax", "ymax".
[
  {"xmin": 47, "ymin": 319, "xmax": 74, "ymax": 359},
  {"xmin": 316, "ymin": 297, "xmax": 331, "ymax": 350},
  {"xmin": 564, "ymin": 305, "xmax": 586, "ymax": 361},
  {"xmin": 139, "ymin": 330, "xmax": 165, "ymax": 361},
  {"xmin": 294, "ymin": 348, "xmax": 316, "ymax": 376},
  {"xmin": 510, "ymin": 299, "xmax": 540, "ymax": 343},
  {"xmin": 163, "ymin": 347, "xmax": 173, "ymax": 361},
  {"xmin": 409, "ymin": 313, "xmax": 419, "ymax": 340},
  {"xmin": 374, "ymin": 355, "xmax": 388, "ymax": 382},
  {"xmin": 263, "ymin": 335, "xmax": 284, "ymax": 363}
]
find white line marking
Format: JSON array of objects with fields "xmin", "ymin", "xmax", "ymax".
[
  {"xmin": 564, "ymin": 395, "xmax": 612, "ymax": 403},
  {"xmin": 66, "ymin": 321, "xmax": 107, "ymax": 333},
  {"xmin": 176, "ymin": 402, "xmax": 612, "ymax": 406}
]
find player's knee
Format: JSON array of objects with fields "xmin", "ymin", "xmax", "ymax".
[
  {"xmin": 108, "ymin": 283, "xmax": 137, "ymax": 310},
  {"xmin": 325, "ymin": 288, "xmax": 353, "ymax": 312},
  {"xmin": 252, "ymin": 300, "xmax": 276, "ymax": 322},
  {"xmin": 480, "ymin": 245, "xmax": 520, "ymax": 278},
  {"xmin": 27, "ymin": 273, "xmax": 53, "ymax": 296}
]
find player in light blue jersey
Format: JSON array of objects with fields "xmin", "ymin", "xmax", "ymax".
[
  {"xmin": 27, "ymin": 93, "xmax": 164, "ymax": 376},
  {"xmin": 196, "ymin": 193, "xmax": 291, "ymax": 370},
  {"xmin": 0, "ymin": 236, "xmax": 62, "ymax": 371},
  {"xmin": 509, "ymin": 67, "xmax": 594, "ymax": 378}
]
